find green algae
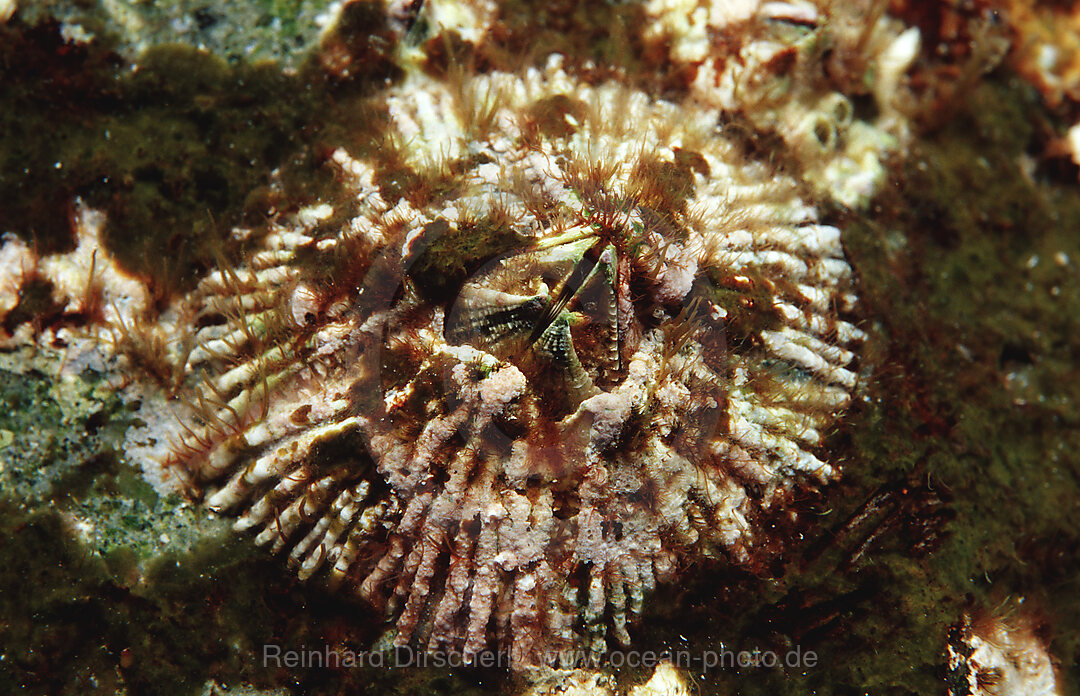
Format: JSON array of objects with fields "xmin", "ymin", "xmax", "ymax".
[
  {"xmin": 17, "ymin": 0, "xmax": 341, "ymax": 68},
  {"xmin": 0, "ymin": 358, "xmax": 121, "ymax": 504},
  {"xmin": 0, "ymin": 361, "xmax": 481, "ymax": 696},
  {"xmin": 818, "ymin": 72, "xmax": 1080, "ymax": 694},
  {"xmin": 0, "ymin": 16, "xmax": 394, "ymax": 300},
  {"xmin": 0, "ymin": 494, "xmax": 300, "ymax": 696}
]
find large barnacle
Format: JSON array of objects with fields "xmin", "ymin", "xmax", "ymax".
[{"xmin": 116, "ymin": 15, "xmax": 872, "ymax": 669}]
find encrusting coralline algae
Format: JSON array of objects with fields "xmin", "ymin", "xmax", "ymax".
[{"xmin": 0, "ymin": 0, "xmax": 921, "ymax": 672}]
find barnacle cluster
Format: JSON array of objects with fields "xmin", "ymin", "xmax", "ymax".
[
  {"xmin": 946, "ymin": 608, "xmax": 1061, "ymax": 696},
  {"xmin": 93, "ymin": 0, "xmax": 918, "ymax": 670}
]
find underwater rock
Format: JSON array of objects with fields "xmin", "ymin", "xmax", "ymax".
[{"xmin": 3, "ymin": 0, "xmax": 924, "ymax": 673}]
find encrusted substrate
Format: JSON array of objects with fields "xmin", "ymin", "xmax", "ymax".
[
  {"xmin": 113, "ymin": 8, "xmax": 881, "ymax": 663},
  {"xmin": 0, "ymin": 0, "xmax": 940, "ymax": 677},
  {"xmin": 8, "ymin": 0, "xmax": 1080, "ymax": 693},
  {"xmin": 647, "ymin": 0, "xmax": 920, "ymax": 208},
  {"xmin": 13, "ymin": 0, "xmax": 343, "ymax": 68}
]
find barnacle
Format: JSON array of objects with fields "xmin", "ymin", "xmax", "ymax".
[{"xmin": 116, "ymin": 2, "xmax": 882, "ymax": 671}]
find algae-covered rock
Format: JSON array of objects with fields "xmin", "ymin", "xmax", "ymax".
[{"xmin": 2, "ymin": 2, "xmax": 1080, "ymax": 696}]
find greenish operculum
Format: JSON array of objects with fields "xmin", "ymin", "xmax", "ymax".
[
  {"xmin": 532, "ymin": 314, "xmax": 601, "ymax": 406},
  {"xmin": 444, "ymin": 228, "xmax": 628, "ymax": 415},
  {"xmin": 445, "ymin": 285, "xmax": 549, "ymax": 357},
  {"xmin": 564, "ymin": 243, "xmax": 620, "ymax": 377}
]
